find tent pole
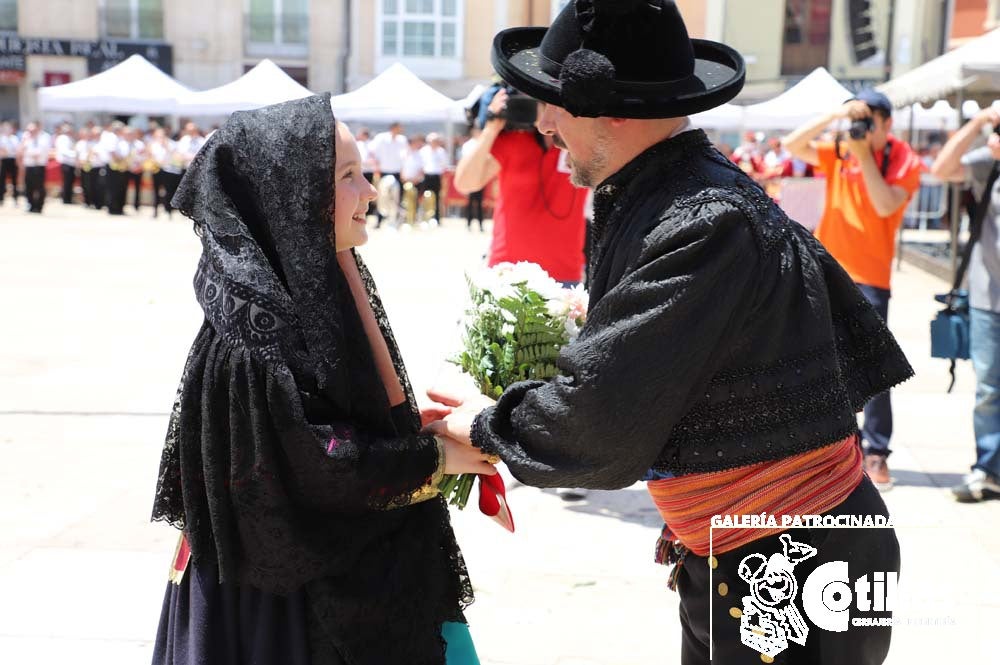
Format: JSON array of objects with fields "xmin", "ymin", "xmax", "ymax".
[{"xmin": 950, "ymin": 88, "xmax": 964, "ymax": 278}]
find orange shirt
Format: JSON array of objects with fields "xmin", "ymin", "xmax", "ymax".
[{"xmin": 814, "ymin": 137, "xmax": 923, "ymax": 289}]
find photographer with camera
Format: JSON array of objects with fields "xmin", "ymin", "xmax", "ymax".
[
  {"xmin": 783, "ymin": 89, "xmax": 923, "ymax": 490},
  {"xmin": 454, "ymin": 86, "xmax": 588, "ymax": 286},
  {"xmin": 930, "ymin": 106, "xmax": 1000, "ymax": 502}
]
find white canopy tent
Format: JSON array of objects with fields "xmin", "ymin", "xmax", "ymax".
[
  {"xmin": 38, "ymin": 54, "xmax": 191, "ymax": 115},
  {"xmin": 174, "ymin": 60, "xmax": 313, "ymax": 116},
  {"xmin": 742, "ymin": 67, "xmax": 853, "ymax": 130},
  {"xmin": 879, "ymin": 29, "xmax": 1000, "ymax": 106},
  {"xmin": 331, "ymin": 63, "xmax": 467, "ymax": 123},
  {"xmin": 691, "ymin": 103, "xmax": 745, "ymax": 130},
  {"xmin": 892, "ymin": 99, "xmax": 960, "ymax": 131}
]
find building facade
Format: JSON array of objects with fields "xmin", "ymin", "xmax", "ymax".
[
  {"xmin": 690, "ymin": 0, "xmax": 953, "ymax": 101},
  {"xmin": 4, "ymin": 0, "xmax": 978, "ymax": 125}
]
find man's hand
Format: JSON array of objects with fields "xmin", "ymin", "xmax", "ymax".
[
  {"xmin": 484, "ymin": 88, "xmax": 509, "ymax": 137},
  {"xmin": 838, "ymin": 99, "xmax": 873, "ymax": 122},
  {"xmin": 974, "ymin": 106, "xmax": 1000, "ymax": 131},
  {"xmin": 440, "ymin": 436, "xmax": 498, "ymax": 475},
  {"xmin": 426, "ymin": 387, "xmax": 495, "ymax": 411}
]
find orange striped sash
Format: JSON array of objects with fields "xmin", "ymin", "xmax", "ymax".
[{"xmin": 647, "ymin": 436, "xmax": 863, "ymax": 557}]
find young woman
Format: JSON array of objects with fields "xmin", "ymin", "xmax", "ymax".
[{"xmin": 150, "ymin": 94, "xmax": 492, "ymax": 665}]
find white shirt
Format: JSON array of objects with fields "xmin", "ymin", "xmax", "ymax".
[
  {"xmin": 20, "ymin": 132, "xmax": 52, "ymax": 167},
  {"xmin": 0, "ymin": 132, "xmax": 21, "ymax": 159},
  {"xmin": 401, "ymin": 149, "xmax": 423, "ymax": 182},
  {"xmin": 368, "ymin": 131, "xmax": 407, "ymax": 173},
  {"xmin": 358, "ymin": 139, "xmax": 375, "ymax": 174},
  {"xmin": 128, "ymin": 139, "xmax": 147, "ymax": 172},
  {"xmin": 55, "ymin": 134, "xmax": 78, "ymax": 166},
  {"xmin": 150, "ymin": 140, "xmax": 183, "ymax": 174},
  {"xmin": 419, "ymin": 144, "xmax": 448, "ymax": 175},
  {"xmin": 75, "ymin": 139, "xmax": 90, "ymax": 164},
  {"xmin": 176, "ymin": 135, "xmax": 206, "ymax": 167}
]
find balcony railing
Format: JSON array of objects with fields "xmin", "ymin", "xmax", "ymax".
[
  {"xmin": 101, "ymin": 8, "xmax": 164, "ymax": 41},
  {"xmin": 245, "ymin": 11, "xmax": 309, "ymax": 58}
]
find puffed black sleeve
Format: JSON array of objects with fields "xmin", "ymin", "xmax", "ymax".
[{"xmin": 470, "ymin": 201, "xmax": 760, "ymax": 489}]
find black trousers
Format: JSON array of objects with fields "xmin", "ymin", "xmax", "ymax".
[
  {"xmin": 90, "ymin": 168, "xmax": 107, "ymax": 210},
  {"xmin": 419, "ymin": 173, "xmax": 442, "ymax": 221},
  {"xmin": 80, "ymin": 168, "xmax": 92, "ymax": 206},
  {"xmin": 107, "ymin": 169, "xmax": 128, "ymax": 215},
  {"xmin": 153, "ymin": 171, "xmax": 181, "ymax": 216},
  {"xmin": 127, "ymin": 171, "xmax": 143, "ymax": 210},
  {"xmin": 466, "ymin": 189, "xmax": 484, "ymax": 230},
  {"xmin": 60, "ymin": 163, "xmax": 76, "ymax": 204},
  {"xmin": 363, "ymin": 172, "xmax": 376, "ymax": 216},
  {"xmin": 676, "ymin": 477, "xmax": 898, "ymax": 665},
  {"xmin": 24, "ymin": 166, "xmax": 46, "ymax": 213},
  {"xmin": 0, "ymin": 157, "xmax": 18, "ymax": 202}
]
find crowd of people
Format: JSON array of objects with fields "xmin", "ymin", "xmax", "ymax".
[{"xmin": 0, "ymin": 119, "xmax": 209, "ymax": 216}]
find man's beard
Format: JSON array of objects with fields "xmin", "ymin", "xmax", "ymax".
[{"xmin": 558, "ymin": 132, "xmax": 610, "ymax": 188}]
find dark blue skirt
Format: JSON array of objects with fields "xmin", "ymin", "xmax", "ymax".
[{"xmin": 152, "ymin": 556, "xmax": 322, "ymax": 665}]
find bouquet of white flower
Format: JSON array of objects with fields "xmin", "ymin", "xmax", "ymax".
[{"xmin": 439, "ymin": 262, "xmax": 588, "ymax": 510}]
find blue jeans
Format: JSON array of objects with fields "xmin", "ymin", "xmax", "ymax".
[
  {"xmin": 970, "ymin": 307, "xmax": 1000, "ymax": 478},
  {"xmin": 856, "ymin": 283, "xmax": 893, "ymax": 457}
]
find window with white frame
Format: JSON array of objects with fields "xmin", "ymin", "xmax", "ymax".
[
  {"xmin": 379, "ymin": 0, "xmax": 463, "ymax": 76},
  {"xmin": 103, "ymin": 0, "xmax": 164, "ymax": 41},
  {"xmin": 0, "ymin": 0, "xmax": 16, "ymax": 33},
  {"xmin": 247, "ymin": 0, "xmax": 308, "ymax": 55}
]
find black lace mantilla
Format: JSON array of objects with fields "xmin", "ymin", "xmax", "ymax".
[
  {"xmin": 471, "ymin": 129, "xmax": 913, "ymax": 487},
  {"xmin": 150, "ymin": 94, "xmax": 471, "ymax": 665}
]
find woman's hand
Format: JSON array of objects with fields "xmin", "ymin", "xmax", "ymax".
[
  {"xmin": 441, "ymin": 436, "xmax": 498, "ymax": 476},
  {"xmin": 424, "ymin": 405, "xmax": 481, "ymax": 448},
  {"xmin": 419, "ymin": 405, "xmax": 452, "ymax": 429}
]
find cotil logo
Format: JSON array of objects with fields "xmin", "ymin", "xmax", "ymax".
[
  {"xmin": 735, "ymin": 534, "xmax": 898, "ymax": 659},
  {"xmin": 802, "ymin": 562, "xmax": 897, "ymax": 631}
]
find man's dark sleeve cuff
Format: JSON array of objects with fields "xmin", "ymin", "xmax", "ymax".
[{"xmin": 470, "ymin": 380, "xmax": 545, "ymax": 456}]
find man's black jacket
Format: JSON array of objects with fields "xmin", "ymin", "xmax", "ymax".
[{"xmin": 472, "ymin": 129, "xmax": 912, "ymax": 486}]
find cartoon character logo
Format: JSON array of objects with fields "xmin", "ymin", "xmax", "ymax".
[{"xmin": 737, "ymin": 534, "xmax": 817, "ymax": 658}]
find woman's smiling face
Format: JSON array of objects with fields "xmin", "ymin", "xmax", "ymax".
[{"xmin": 333, "ymin": 121, "xmax": 377, "ymax": 252}]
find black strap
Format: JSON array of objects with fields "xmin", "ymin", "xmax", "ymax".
[{"xmin": 952, "ymin": 161, "xmax": 1000, "ymax": 293}]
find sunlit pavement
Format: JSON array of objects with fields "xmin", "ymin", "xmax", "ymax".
[{"xmin": 1, "ymin": 200, "xmax": 995, "ymax": 663}]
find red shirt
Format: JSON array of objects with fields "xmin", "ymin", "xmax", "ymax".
[{"xmin": 489, "ymin": 131, "xmax": 588, "ymax": 283}]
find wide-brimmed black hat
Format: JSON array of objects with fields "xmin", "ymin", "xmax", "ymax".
[{"xmin": 492, "ymin": 0, "xmax": 745, "ymax": 119}]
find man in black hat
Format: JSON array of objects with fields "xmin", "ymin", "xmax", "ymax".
[{"xmin": 429, "ymin": 1, "xmax": 907, "ymax": 663}]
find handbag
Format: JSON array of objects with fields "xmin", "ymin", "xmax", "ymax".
[{"xmin": 930, "ymin": 160, "xmax": 998, "ymax": 391}]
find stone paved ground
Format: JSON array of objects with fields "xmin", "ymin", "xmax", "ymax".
[{"xmin": 1, "ymin": 200, "xmax": 996, "ymax": 664}]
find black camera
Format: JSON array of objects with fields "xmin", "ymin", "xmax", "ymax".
[
  {"xmin": 482, "ymin": 86, "xmax": 539, "ymax": 131},
  {"xmin": 849, "ymin": 116, "xmax": 874, "ymax": 140}
]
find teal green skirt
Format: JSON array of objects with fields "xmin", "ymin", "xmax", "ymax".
[{"xmin": 442, "ymin": 622, "xmax": 481, "ymax": 665}]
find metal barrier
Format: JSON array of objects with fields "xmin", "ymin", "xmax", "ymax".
[{"xmin": 903, "ymin": 173, "xmax": 948, "ymax": 230}]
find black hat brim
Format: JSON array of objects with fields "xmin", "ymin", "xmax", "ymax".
[{"xmin": 492, "ymin": 27, "xmax": 745, "ymax": 119}]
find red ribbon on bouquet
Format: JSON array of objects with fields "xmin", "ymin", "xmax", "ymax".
[{"xmin": 477, "ymin": 473, "xmax": 515, "ymax": 532}]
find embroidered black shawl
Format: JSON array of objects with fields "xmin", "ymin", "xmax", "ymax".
[{"xmin": 151, "ymin": 94, "xmax": 471, "ymax": 664}]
